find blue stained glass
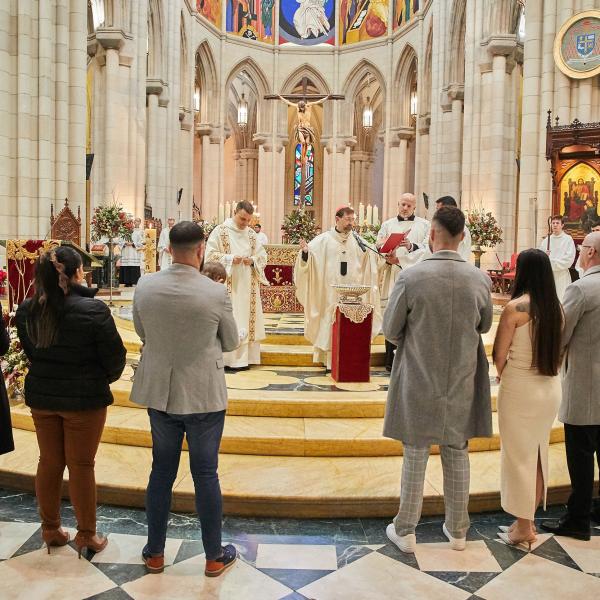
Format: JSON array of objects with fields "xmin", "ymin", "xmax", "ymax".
[{"xmin": 294, "ymin": 143, "xmax": 314, "ymax": 206}]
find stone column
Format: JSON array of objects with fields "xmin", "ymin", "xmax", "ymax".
[
  {"xmin": 256, "ymin": 136, "xmax": 286, "ymax": 242},
  {"xmin": 416, "ymin": 115, "xmax": 431, "ymax": 214},
  {"xmin": 146, "ymin": 80, "xmax": 163, "ymax": 219},
  {"xmin": 448, "ymin": 86, "xmax": 464, "ymax": 202},
  {"xmin": 197, "ymin": 124, "xmax": 222, "ymax": 223},
  {"xmin": 383, "ymin": 133, "xmax": 400, "ymax": 219}
]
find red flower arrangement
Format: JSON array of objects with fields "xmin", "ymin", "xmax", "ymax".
[{"xmin": 91, "ymin": 200, "xmax": 134, "ymax": 242}]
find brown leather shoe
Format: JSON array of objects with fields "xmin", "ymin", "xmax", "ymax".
[
  {"xmin": 142, "ymin": 547, "xmax": 165, "ymax": 573},
  {"xmin": 205, "ymin": 544, "xmax": 237, "ymax": 577}
]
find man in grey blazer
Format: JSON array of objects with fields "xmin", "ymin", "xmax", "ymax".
[
  {"xmin": 542, "ymin": 231, "xmax": 600, "ymax": 541},
  {"xmin": 130, "ymin": 221, "xmax": 240, "ymax": 576},
  {"xmin": 383, "ymin": 206, "xmax": 493, "ymax": 553}
]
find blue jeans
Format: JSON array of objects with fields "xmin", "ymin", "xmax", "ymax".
[{"xmin": 145, "ymin": 408, "xmax": 225, "ymax": 560}]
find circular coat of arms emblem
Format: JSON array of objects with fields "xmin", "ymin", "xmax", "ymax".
[{"xmin": 554, "ymin": 10, "xmax": 600, "ymax": 79}]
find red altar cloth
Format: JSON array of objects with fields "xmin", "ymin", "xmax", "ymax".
[
  {"xmin": 331, "ymin": 307, "xmax": 372, "ymax": 383},
  {"xmin": 7, "ymin": 240, "xmax": 60, "ymax": 311}
]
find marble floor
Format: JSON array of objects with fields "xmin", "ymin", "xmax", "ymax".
[{"xmin": 1, "ymin": 489, "xmax": 599, "ymax": 600}]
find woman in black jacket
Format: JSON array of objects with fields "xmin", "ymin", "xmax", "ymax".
[
  {"xmin": 16, "ymin": 246, "xmax": 126, "ymax": 556},
  {"xmin": 1, "ymin": 302, "xmax": 15, "ymax": 456}
]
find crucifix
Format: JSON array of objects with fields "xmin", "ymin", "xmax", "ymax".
[{"xmin": 265, "ymin": 77, "xmax": 344, "ymax": 208}]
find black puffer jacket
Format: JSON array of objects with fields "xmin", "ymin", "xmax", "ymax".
[{"xmin": 15, "ymin": 285, "xmax": 126, "ymax": 411}]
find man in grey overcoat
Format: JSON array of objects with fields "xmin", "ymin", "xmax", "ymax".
[
  {"xmin": 383, "ymin": 206, "xmax": 493, "ymax": 553},
  {"xmin": 542, "ymin": 231, "xmax": 600, "ymax": 541},
  {"xmin": 131, "ymin": 221, "xmax": 240, "ymax": 576}
]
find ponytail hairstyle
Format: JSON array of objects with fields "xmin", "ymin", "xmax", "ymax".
[{"xmin": 27, "ymin": 246, "xmax": 82, "ymax": 348}]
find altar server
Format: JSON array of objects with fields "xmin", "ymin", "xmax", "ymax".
[
  {"xmin": 120, "ymin": 218, "xmax": 144, "ymax": 286},
  {"xmin": 377, "ymin": 193, "xmax": 430, "ymax": 369},
  {"xmin": 157, "ymin": 218, "xmax": 175, "ymax": 271},
  {"xmin": 538, "ymin": 216, "xmax": 575, "ymax": 302},
  {"xmin": 294, "ymin": 205, "xmax": 381, "ymax": 369},
  {"xmin": 206, "ymin": 201, "xmax": 268, "ymax": 370}
]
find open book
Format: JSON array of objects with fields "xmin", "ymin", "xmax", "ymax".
[{"xmin": 379, "ymin": 231, "xmax": 410, "ymax": 254}]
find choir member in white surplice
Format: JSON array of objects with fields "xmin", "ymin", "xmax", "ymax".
[
  {"xmin": 253, "ymin": 223, "xmax": 269, "ymax": 246},
  {"xmin": 206, "ymin": 201, "xmax": 268, "ymax": 370},
  {"xmin": 377, "ymin": 193, "xmax": 430, "ymax": 370},
  {"xmin": 538, "ymin": 216, "xmax": 576, "ymax": 301},
  {"xmin": 120, "ymin": 218, "xmax": 145, "ymax": 286},
  {"xmin": 157, "ymin": 217, "xmax": 175, "ymax": 271},
  {"xmin": 294, "ymin": 205, "xmax": 382, "ymax": 370}
]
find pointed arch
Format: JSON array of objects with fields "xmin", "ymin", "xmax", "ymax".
[
  {"xmin": 224, "ymin": 58, "xmax": 271, "ymax": 134},
  {"xmin": 180, "ymin": 12, "xmax": 189, "ymax": 108},
  {"xmin": 148, "ymin": 0, "xmax": 166, "ymax": 79},
  {"xmin": 195, "ymin": 40, "xmax": 219, "ymax": 123},
  {"xmin": 422, "ymin": 24, "xmax": 433, "ymax": 116},
  {"xmin": 446, "ymin": 0, "xmax": 466, "ymax": 86},
  {"xmin": 279, "ymin": 64, "xmax": 332, "ymax": 96},
  {"xmin": 393, "ymin": 43, "xmax": 418, "ymax": 128}
]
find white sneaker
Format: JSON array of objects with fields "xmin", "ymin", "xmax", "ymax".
[
  {"xmin": 443, "ymin": 523, "xmax": 466, "ymax": 551},
  {"xmin": 386, "ymin": 523, "xmax": 416, "ymax": 553}
]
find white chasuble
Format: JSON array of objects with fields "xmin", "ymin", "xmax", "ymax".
[
  {"xmin": 120, "ymin": 228, "xmax": 145, "ymax": 267},
  {"xmin": 294, "ymin": 228, "xmax": 382, "ymax": 367},
  {"xmin": 538, "ymin": 232, "xmax": 576, "ymax": 301},
  {"xmin": 157, "ymin": 227, "xmax": 172, "ymax": 271},
  {"xmin": 206, "ymin": 219, "xmax": 268, "ymax": 368},
  {"xmin": 376, "ymin": 216, "xmax": 431, "ymax": 307}
]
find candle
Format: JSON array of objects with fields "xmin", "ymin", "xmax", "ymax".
[
  {"xmin": 358, "ymin": 202, "xmax": 364, "ymax": 225},
  {"xmin": 366, "ymin": 204, "xmax": 373, "ymax": 226},
  {"xmin": 218, "ymin": 203, "xmax": 225, "ymax": 224},
  {"xmin": 225, "ymin": 202, "xmax": 230, "ymax": 219},
  {"xmin": 373, "ymin": 206, "xmax": 379, "ymax": 226}
]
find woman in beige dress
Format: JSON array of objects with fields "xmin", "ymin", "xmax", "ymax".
[{"xmin": 493, "ymin": 249, "xmax": 563, "ymax": 550}]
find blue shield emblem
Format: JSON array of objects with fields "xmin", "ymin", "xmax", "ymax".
[{"xmin": 576, "ymin": 33, "xmax": 596, "ymax": 57}]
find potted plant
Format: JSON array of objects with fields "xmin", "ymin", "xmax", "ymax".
[
  {"xmin": 1, "ymin": 323, "xmax": 29, "ymax": 401},
  {"xmin": 466, "ymin": 207, "xmax": 503, "ymax": 268},
  {"xmin": 281, "ymin": 209, "xmax": 318, "ymax": 245}
]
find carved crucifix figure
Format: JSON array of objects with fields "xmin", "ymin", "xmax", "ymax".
[{"xmin": 266, "ymin": 77, "xmax": 343, "ymax": 207}]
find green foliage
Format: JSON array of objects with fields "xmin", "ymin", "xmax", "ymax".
[
  {"xmin": 91, "ymin": 200, "xmax": 134, "ymax": 242},
  {"xmin": 466, "ymin": 207, "xmax": 503, "ymax": 249},
  {"xmin": 281, "ymin": 209, "xmax": 318, "ymax": 244}
]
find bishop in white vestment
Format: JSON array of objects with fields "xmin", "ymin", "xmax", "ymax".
[
  {"xmin": 538, "ymin": 217, "xmax": 576, "ymax": 301},
  {"xmin": 157, "ymin": 218, "xmax": 175, "ymax": 271},
  {"xmin": 206, "ymin": 202, "xmax": 268, "ymax": 369},
  {"xmin": 294, "ymin": 206, "xmax": 382, "ymax": 369}
]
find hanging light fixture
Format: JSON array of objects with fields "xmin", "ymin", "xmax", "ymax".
[
  {"xmin": 410, "ymin": 88, "xmax": 418, "ymax": 121},
  {"xmin": 237, "ymin": 90, "xmax": 248, "ymax": 130},
  {"xmin": 362, "ymin": 74, "xmax": 373, "ymax": 134}
]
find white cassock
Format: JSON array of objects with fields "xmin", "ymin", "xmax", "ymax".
[
  {"xmin": 256, "ymin": 231, "xmax": 269, "ymax": 246},
  {"xmin": 538, "ymin": 232, "xmax": 576, "ymax": 301},
  {"xmin": 157, "ymin": 227, "xmax": 172, "ymax": 271},
  {"xmin": 294, "ymin": 228, "xmax": 382, "ymax": 368},
  {"xmin": 120, "ymin": 228, "xmax": 145, "ymax": 267},
  {"xmin": 376, "ymin": 215, "xmax": 431, "ymax": 307},
  {"xmin": 206, "ymin": 218, "xmax": 268, "ymax": 368}
]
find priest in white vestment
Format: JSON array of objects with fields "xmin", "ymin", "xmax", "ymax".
[
  {"xmin": 158, "ymin": 217, "xmax": 175, "ymax": 271},
  {"xmin": 294, "ymin": 205, "xmax": 382, "ymax": 369},
  {"xmin": 538, "ymin": 216, "xmax": 576, "ymax": 301},
  {"xmin": 120, "ymin": 218, "xmax": 145, "ymax": 286},
  {"xmin": 206, "ymin": 201, "xmax": 268, "ymax": 370},
  {"xmin": 429, "ymin": 196, "xmax": 472, "ymax": 261}
]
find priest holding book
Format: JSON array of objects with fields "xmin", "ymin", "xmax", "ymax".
[
  {"xmin": 377, "ymin": 193, "xmax": 431, "ymax": 370},
  {"xmin": 294, "ymin": 205, "xmax": 382, "ymax": 370}
]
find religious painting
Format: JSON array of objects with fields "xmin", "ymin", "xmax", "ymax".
[
  {"xmin": 393, "ymin": 0, "xmax": 419, "ymax": 31},
  {"xmin": 226, "ymin": 0, "xmax": 275, "ymax": 43},
  {"xmin": 294, "ymin": 143, "xmax": 314, "ymax": 206},
  {"xmin": 340, "ymin": 0, "xmax": 389, "ymax": 45},
  {"xmin": 196, "ymin": 0, "xmax": 222, "ymax": 28},
  {"xmin": 554, "ymin": 10, "xmax": 600, "ymax": 79},
  {"xmin": 559, "ymin": 162, "xmax": 600, "ymax": 234},
  {"xmin": 279, "ymin": 0, "xmax": 335, "ymax": 46}
]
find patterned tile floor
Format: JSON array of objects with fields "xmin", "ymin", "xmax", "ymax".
[{"xmin": 1, "ymin": 489, "xmax": 599, "ymax": 599}]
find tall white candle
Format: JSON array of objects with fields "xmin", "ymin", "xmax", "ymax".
[
  {"xmin": 373, "ymin": 205, "xmax": 379, "ymax": 226},
  {"xmin": 366, "ymin": 204, "xmax": 373, "ymax": 226},
  {"xmin": 218, "ymin": 203, "xmax": 225, "ymax": 224},
  {"xmin": 225, "ymin": 202, "xmax": 230, "ymax": 219},
  {"xmin": 358, "ymin": 202, "xmax": 364, "ymax": 225}
]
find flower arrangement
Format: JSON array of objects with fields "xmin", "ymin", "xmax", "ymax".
[
  {"xmin": 466, "ymin": 207, "xmax": 503, "ymax": 248},
  {"xmin": 198, "ymin": 219, "xmax": 217, "ymax": 240},
  {"xmin": 0, "ymin": 269, "xmax": 6, "ymax": 294},
  {"xmin": 356, "ymin": 222, "xmax": 381, "ymax": 246},
  {"xmin": 281, "ymin": 209, "xmax": 318, "ymax": 244},
  {"xmin": 2, "ymin": 326, "xmax": 29, "ymax": 399},
  {"xmin": 91, "ymin": 199, "xmax": 134, "ymax": 242}
]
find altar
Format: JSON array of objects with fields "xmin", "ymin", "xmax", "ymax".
[{"xmin": 260, "ymin": 244, "xmax": 304, "ymax": 313}]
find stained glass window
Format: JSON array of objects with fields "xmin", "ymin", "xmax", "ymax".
[{"xmin": 294, "ymin": 143, "xmax": 314, "ymax": 206}]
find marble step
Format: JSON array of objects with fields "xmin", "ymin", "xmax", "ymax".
[
  {"xmin": 9, "ymin": 404, "xmax": 562, "ymax": 457},
  {"xmin": 111, "ymin": 378, "xmax": 500, "ymax": 417},
  {"xmin": 0, "ymin": 429, "xmax": 575, "ymax": 517}
]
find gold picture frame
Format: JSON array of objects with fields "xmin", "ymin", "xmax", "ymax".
[{"xmin": 554, "ymin": 10, "xmax": 600, "ymax": 80}]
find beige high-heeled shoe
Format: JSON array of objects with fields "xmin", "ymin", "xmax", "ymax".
[{"xmin": 498, "ymin": 531, "xmax": 537, "ymax": 552}]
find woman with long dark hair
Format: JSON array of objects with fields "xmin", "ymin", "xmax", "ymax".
[
  {"xmin": 16, "ymin": 247, "xmax": 126, "ymax": 556},
  {"xmin": 493, "ymin": 249, "xmax": 563, "ymax": 550}
]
